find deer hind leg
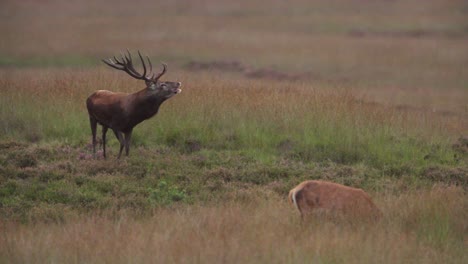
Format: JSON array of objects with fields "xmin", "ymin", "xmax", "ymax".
[
  {"xmin": 112, "ymin": 129, "xmax": 125, "ymax": 159},
  {"xmin": 102, "ymin": 126, "xmax": 109, "ymax": 159},
  {"xmin": 89, "ymin": 117, "xmax": 98, "ymax": 158},
  {"xmin": 296, "ymin": 189, "xmax": 320, "ymax": 220},
  {"xmin": 124, "ymin": 130, "xmax": 133, "ymax": 157}
]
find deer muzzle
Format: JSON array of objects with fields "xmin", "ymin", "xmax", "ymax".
[{"xmin": 176, "ymin": 82, "xmax": 182, "ymax": 93}]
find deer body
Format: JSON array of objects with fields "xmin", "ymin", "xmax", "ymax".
[
  {"xmin": 87, "ymin": 89, "xmax": 165, "ymax": 133},
  {"xmin": 289, "ymin": 180, "xmax": 381, "ymax": 220},
  {"xmin": 87, "ymin": 50, "xmax": 181, "ymax": 158}
]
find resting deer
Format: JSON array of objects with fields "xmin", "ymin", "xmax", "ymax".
[
  {"xmin": 289, "ymin": 180, "xmax": 382, "ymax": 221},
  {"xmin": 86, "ymin": 50, "xmax": 182, "ymax": 159}
]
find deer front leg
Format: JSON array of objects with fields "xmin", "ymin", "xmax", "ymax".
[
  {"xmin": 102, "ymin": 126, "xmax": 108, "ymax": 159},
  {"xmin": 89, "ymin": 117, "xmax": 97, "ymax": 158},
  {"xmin": 124, "ymin": 130, "xmax": 133, "ymax": 157},
  {"xmin": 113, "ymin": 129, "xmax": 125, "ymax": 159}
]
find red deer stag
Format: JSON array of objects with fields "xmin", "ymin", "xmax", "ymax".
[
  {"xmin": 86, "ymin": 50, "xmax": 182, "ymax": 159},
  {"xmin": 289, "ymin": 180, "xmax": 382, "ymax": 221}
]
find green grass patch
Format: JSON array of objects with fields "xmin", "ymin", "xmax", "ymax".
[{"xmin": 0, "ymin": 55, "xmax": 98, "ymax": 68}]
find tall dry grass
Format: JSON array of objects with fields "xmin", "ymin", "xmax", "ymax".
[{"xmin": 1, "ymin": 185, "xmax": 466, "ymax": 263}]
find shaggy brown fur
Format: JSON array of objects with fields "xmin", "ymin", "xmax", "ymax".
[{"xmin": 289, "ymin": 180, "xmax": 382, "ymax": 220}]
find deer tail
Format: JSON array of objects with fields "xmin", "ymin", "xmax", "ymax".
[{"xmin": 289, "ymin": 188, "xmax": 300, "ymax": 212}]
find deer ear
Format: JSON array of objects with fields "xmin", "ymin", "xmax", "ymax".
[{"xmin": 147, "ymin": 82, "xmax": 157, "ymax": 90}]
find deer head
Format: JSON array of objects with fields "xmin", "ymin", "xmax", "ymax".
[{"xmin": 102, "ymin": 50, "xmax": 181, "ymax": 99}]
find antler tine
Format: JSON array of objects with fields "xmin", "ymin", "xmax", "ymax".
[
  {"xmin": 102, "ymin": 58, "xmax": 123, "ymax": 70},
  {"xmin": 112, "ymin": 55, "xmax": 125, "ymax": 67},
  {"xmin": 137, "ymin": 51, "xmax": 148, "ymax": 80},
  {"xmin": 153, "ymin": 63, "xmax": 167, "ymax": 81},
  {"xmin": 120, "ymin": 52, "xmax": 128, "ymax": 64},
  {"xmin": 125, "ymin": 49, "xmax": 132, "ymax": 62},
  {"xmin": 123, "ymin": 50, "xmax": 137, "ymax": 71},
  {"xmin": 102, "ymin": 50, "xmax": 156, "ymax": 81},
  {"xmin": 147, "ymin": 57, "xmax": 155, "ymax": 79},
  {"xmin": 146, "ymin": 56, "xmax": 153, "ymax": 75},
  {"xmin": 121, "ymin": 50, "xmax": 142, "ymax": 77}
]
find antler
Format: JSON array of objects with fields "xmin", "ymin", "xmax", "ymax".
[
  {"xmin": 153, "ymin": 63, "xmax": 167, "ymax": 81},
  {"xmin": 102, "ymin": 50, "xmax": 166, "ymax": 82}
]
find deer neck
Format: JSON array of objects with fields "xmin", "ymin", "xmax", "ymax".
[{"xmin": 127, "ymin": 89, "xmax": 166, "ymax": 121}]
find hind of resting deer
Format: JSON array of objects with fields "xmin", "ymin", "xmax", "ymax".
[
  {"xmin": 289, "ymin": 180, "xmax": 382, "ymax": 221},
  {"xmin": 86, "ymin": 50, "xmax": 182, "ymax": 159}
]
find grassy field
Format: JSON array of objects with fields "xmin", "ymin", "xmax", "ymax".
[
  {"xmin": 1, "ymin": 187, "xmax": 466, "ymax": 263},
  {"xmin": 1, "ymin": 0, "xmax": 467, "ymax": 263}
]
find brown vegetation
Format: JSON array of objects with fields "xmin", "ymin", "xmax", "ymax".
[
  {"xmin": 185, "ymin": 60, "xmax": 311, "ymax": 81},
  {"xmin": 1, "ymin": 186, "xmax": 466, "ymax": 263}
]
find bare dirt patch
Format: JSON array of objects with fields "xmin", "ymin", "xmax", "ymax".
[
  {"xmin": 185, "ymin": 60, "xmax": 246, "ymax": 73},
  {"xmin": 185, "ymin": 60, "xmax": 312, "ymax": 81},
  {"xmin": 348, "ymin": 29, "xmax": 467, "ymax": 39}
]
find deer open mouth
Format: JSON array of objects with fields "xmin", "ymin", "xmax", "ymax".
[{"xmin": 175, "ymin": 82, "xmax": 182, "ymax": 94}]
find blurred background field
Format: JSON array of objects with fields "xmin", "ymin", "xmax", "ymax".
[
  {"xmin": 1, "ymin": 0, "xmax": 467, "ymax": 110},
  {"xmin": 0, "ymin": 0, "xmax": 467, "ymax": 263}
]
